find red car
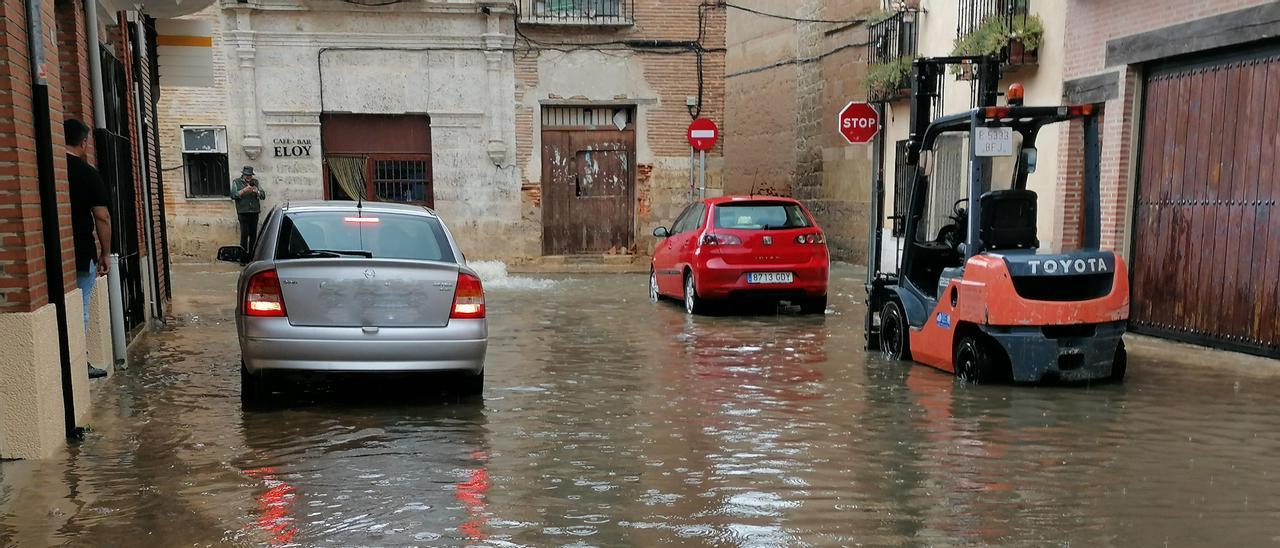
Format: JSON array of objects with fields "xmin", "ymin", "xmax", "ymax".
[{"xmin": 650, "ymin": 196, "xmax": 829, "ymax": 315}]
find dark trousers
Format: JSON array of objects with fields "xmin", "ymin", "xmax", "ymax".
[{"xmin": 238, "ymin": 212, "xmax": 260, "ymax": 257}]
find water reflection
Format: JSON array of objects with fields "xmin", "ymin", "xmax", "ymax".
[
  {"xmin": 236, "ymin": 395, "xmax": 490, "ymax": 545},
  {"xmin": 243, "ymin": 467, "xmax": 298, "ymax": 545},
  {"xmin": 1, "ymin": 266, "xmax": 1280, "ymax": 546}
]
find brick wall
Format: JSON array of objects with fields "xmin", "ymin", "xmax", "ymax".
[
  {"xmin": 139, "ymin": 17, "xmax": 165, "ymax": 299},
  {"xmin": 514, "ymin": 0, "xmax": 727, "ymax": 253},
  {"xmin": 515, "ymin": 0, "xmax": 726, "ymax": 164},
  {"xmin": 723, "ymin": 0, "xmax": 877, "ymax": 261},
  {"xmin": 0, "ymin": 0, "xmax": 75, "ymax": 313},
  {"xmin": 1060, "ymin": 0, "xmax": 1273, "ymax": 253},
  {"xmin": 54, "ymin": 0, "xmax": 90, "ymax": 162},
  {"xmin": 157, "ymin": 6, "xmax": 231, "ymax": 262},
  {"xmin": 113, "ymin": 13, "xmax": 169, "ymax": 299}
]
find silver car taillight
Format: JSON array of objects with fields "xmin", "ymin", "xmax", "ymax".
[{"xmin": 244, "ymin": 269, "xmax": 287, "ymax": 317}]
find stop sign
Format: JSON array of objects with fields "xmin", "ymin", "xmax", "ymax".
[
  {"xmin": 687, "ymin": 118, "xmax": 718, "ymax": 151},
  {"xmin": 838, "ymin": 101, "xmax": 880, "ymax": 144}
]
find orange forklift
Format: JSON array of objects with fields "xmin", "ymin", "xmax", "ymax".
[{"xmin": 865, "ymin": 56, "xmax": 1129, "ymax": 383}]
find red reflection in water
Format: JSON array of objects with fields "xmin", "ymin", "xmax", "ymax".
[
  {"xmin": 455, "ymin": 451, "xmax": 491, "ymax": 541},
  {"xmin": 244, "ymin": 467, "xmax": 299, "ymax": 545},
  {"xmin": 905, "ymin": 368, "xmax": 1013, "ymax": 540}
]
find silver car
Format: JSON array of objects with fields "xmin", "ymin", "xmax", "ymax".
[{"xmin": 218, "ymin": 201, "xmax": 487, "ymax": 399}]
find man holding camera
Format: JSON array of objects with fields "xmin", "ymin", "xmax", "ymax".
[{"xmin": 231, "ymin": 166, "xmax": 265, "ymax": 263}]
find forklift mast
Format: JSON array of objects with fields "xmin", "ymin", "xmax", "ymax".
[
  {"xmin": 865, "ymin": 55, "xmax": 1002, "ymax": 350},
  {"xmin": 906, "ymin": 56, "xmax": 1002, "ymax": 165}
]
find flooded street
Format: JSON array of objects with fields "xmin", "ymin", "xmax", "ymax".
[{"xmin": 2, "ymin": 264, "xmax": 1280, "ymax": 546}]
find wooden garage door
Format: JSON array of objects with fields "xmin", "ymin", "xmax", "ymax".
[{"xmin": 1131, "ymin": 45, "xmax": 1280, "ymax": 357}]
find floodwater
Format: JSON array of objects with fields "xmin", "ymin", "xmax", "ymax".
[{"xmin": 2, "ymin": 264, "xmax": 1280, "ymax": 547}]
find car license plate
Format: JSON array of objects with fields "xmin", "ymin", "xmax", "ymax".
[{"xmin": 748, "ymin": 272, "xmax": 793, "ymax": 284}]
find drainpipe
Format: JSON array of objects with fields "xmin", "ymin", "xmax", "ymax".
[
  {"xmin": 85, "ymin": 0, "xmax": 105, "ymax": 129},
  {"xmin": 26, "ymin": 0, "xmax": 83, "ymax": 438},
  {"xmin": 107, "ymin": 254, "xmax": 127, "ymax": 367},
  {"xmin": 86, "ymin": 0, "xmax": 127, "ymax": 364},
  {"xmin": 129, "ymin": 10, "xmax": 161, "ymax": 321}
]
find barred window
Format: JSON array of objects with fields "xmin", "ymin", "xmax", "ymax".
[{"xmin": 181, "ymin": 126, "xmax": 229, "ymax": 198}]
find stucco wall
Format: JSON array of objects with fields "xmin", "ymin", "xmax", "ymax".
[
  {"xmin": 65, "ymin": 288, "xmax": 91, "ymax": 425},
  {"xmin": 86, "ymin": 285, "xmax": 113, "ymax": 372},
  {"xmin": 227, "ymin": 7, "xmax": 519, "ymax": 255},
  {"xmin": 879, "ymin": 0, "xmax": 1067, "ymax": 259},
  {"xmin": 0, "ymin": 304, "xmax": 69, "ymax": 459}
]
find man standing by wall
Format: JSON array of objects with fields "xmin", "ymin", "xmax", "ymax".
[
  {"xmin": 65, "ymin": 119, "xmax": 112, "ymax": 380},
  {"xmin": 231, "ymin": 166, "xmax": 264, "ymax": 262}
]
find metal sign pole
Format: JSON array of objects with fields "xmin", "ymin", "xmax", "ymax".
[
  {"xmin": 867, "ymin": 114, "xmax": 882, "ymax": 285},
  {"xmin": 699, "ymin": 150, "xmax": 706, "ymax": 199},
  {"xmin": 689, "ymin": 146, "xmax": 695, "ymax": 201}
]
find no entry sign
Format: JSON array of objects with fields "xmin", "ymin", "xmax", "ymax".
[
  {"xmin": 687, "ymin": 118, "xmax": 719, "ymax": 151},
  {"xmin": 838, "ymin": 101, "xmax": 880, "ymax": 144}
]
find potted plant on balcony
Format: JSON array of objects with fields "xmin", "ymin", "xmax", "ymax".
[
  {"xmin": 950, "ymin": 13, "xmax": 1044, "ymax": 75},
  {"xmin": 867, "ymin": 56, "xmax": 914, "ymax": 101}
]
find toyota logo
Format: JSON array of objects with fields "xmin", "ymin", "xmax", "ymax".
[{"xmin": 363, "ymin": 268, "xmax": 376, "ymax": 279}]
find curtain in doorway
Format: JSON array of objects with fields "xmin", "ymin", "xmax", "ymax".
[{"xmin": 328, "ymin": 155, "xmax": 367, "ymax": 200}]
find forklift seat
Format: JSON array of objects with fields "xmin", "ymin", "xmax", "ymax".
[{"xmin": 979, "ymin": 189, "xmax": 1039, "ymax": 251}]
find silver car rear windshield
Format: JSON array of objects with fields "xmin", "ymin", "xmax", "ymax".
[
  {"xmin": 714, "ymin": 202, "xmax": 811, "ymax": 230},
  {"xmin": 276, "ymin": 211, "xmax": 456, "ymax": 262}
]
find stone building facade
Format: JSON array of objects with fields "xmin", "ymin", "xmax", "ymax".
[
  {"xmin": 159, "ymin": 0, "xmax": 725, "ymax": 264},
  {"xmin": 723, "ymin": 0, "xmax": 877, "ymax": 262}
]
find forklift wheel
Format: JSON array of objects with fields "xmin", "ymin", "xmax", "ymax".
[
  {"xmin": 880, "ymin": 301, "xmax": 910, "ymax": 361},
  {"xmin": 1110, "ymin": 341, "xmax": 1128, "ymax": 382},
  {"xmin": 954, "ymin": 336, "xmax": 991, "ymax": 383}
]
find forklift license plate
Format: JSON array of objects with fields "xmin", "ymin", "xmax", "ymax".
[
  {"xmin": 974, "ymin": 127, "xmax": 1014, "ymax": 157},
  {"xmin": 748, "ymin": 272, "xmax": 793, "ymax": 284}
]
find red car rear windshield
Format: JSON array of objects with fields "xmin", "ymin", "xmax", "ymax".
[
  {"xmin": 276, "ymin": 212, "xmax": 455, "ymax": 262},
  {"xmin": 714, "ymin": 202, "xmax": 811, "ymax": 230}
]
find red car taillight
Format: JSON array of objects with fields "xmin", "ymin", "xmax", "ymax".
[
  {"xmin": 451, "ymin": 272, "xmax": 486, "ymax": 319},
  {"xmin": 700, "ymin": 233, "xmax": 742, "ymax": 246},
  {"xmin": 244, "ymin": 269, "xmax": 287, "ymax": 317},
  {"xmin": 795, "ymin": 232, "xmax": 826, "ymax": 244}
]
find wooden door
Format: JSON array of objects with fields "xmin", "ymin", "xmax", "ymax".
[
  {"xmin": 541, "ymin": 125, "xmax": 636, "ymax": 255},
  {"xmin": 1131, "ymin": 46, "xmax": 1280, "ymax": 357}
]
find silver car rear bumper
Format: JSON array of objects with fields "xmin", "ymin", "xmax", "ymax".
[{"xmin": 240, "ymin": 317, "xmax": 486, "ymax": 374}]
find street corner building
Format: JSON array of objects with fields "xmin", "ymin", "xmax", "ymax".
[
  {"xmin": 0, "ymin": 0, "xmax": 173, "ymax": 458},
  {"xmin": 158, "ymin": 0, "xmax": 727, "ymax": 264}
]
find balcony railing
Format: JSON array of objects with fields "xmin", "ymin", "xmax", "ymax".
[
  {"xmin": 956, "ymin": 0, "xmax": 1036, "ymax": 66},
  {"xmin": 869, "ymin": 11, "xmax": 917, "ymax": 66},
  {"xmin": 517, "ymin": 0, "xmax": 634, "ymax": 26},
  {"xmin": 867, "ymin": 10, "xmax": 917, "ymax": 102}
]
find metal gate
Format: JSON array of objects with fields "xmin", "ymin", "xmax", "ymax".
[
  {"xmin": 1131, "ymin": 44, "xmax": 1280, "ymax": 357},
  {"xmin": 541, "ymin": 106, "xmax": 636, "ymax": 255},
  {"xmin": 97, "ymin": 46, "xmax": 146, "ymax": 331}
]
